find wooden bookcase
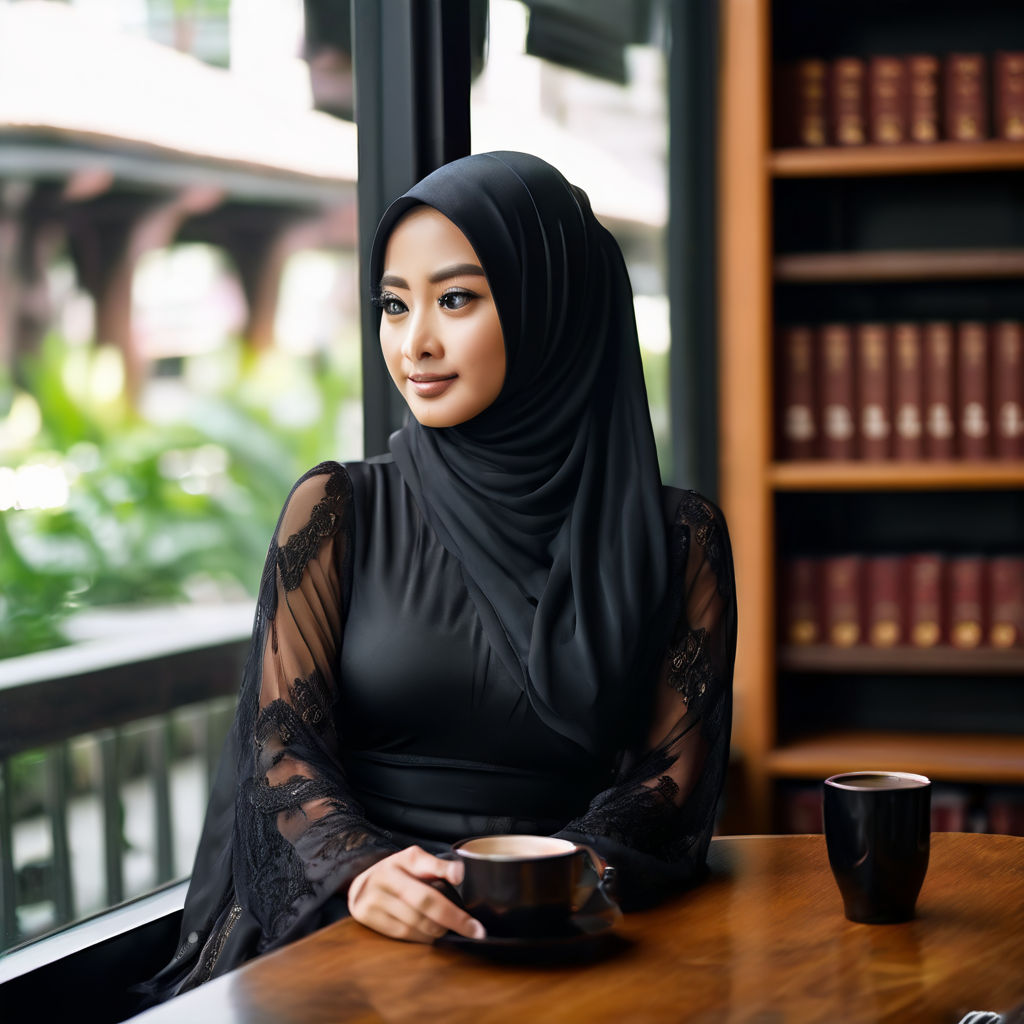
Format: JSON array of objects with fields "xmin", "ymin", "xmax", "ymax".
[{"xmin": 718, "ymin": 0, "xmax": 1024, "ymax": 832}]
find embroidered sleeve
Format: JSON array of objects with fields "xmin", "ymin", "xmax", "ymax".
[{"xmin": 558, "ymin": 491, "xmax": 737, "ymax": 907}]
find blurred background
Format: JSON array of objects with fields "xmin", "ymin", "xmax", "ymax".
[{"xmin": 0, "ymin": 0, "xmax": 691, "ymax": 952}]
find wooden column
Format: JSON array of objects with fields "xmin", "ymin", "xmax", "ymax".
[{"xmin": 717, "ymin": 0, "xmax": 775, "ymax": 831}]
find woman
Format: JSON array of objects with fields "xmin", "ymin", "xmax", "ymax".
[{"xmin": 140, "ymin": 150, "xmax": 736, "ymax": 1002}]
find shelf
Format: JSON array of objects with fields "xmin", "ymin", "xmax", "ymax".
[
  {"xmin": 766, "ymin": 731, "xmax": 1024, "ymax": 784},
  {"xmin": 769, "ymin": 461, "xmax": 1024, "ymax": 491},
  {"xmin": 774, "ymin": 248, "xmax": 1024, "ymax": 283},
  {"xmin": 770, "ymin": 141, "xmax": 1024, "ymax": 178},
  {"xmin": 779, "ymin": 645, "xmax": 1024, "ymax": 676}
]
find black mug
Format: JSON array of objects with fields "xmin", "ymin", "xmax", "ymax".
[
  {"xmin": 445, "ymin": 834, "xmax": 609, "ymax": 938},
  {"xmin": 823, "ymin": 770, "xmax": 931, "ymax": 924}
]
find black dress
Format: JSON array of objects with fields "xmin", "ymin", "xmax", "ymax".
[{"xmin": 139, "ymin": 455, "xmax": 735, "ymax": 1002}]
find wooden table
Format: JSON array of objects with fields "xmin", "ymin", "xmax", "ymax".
[{"xmin": 131, "ymin": 833, "xmax": 1024, "ymax": 1023}]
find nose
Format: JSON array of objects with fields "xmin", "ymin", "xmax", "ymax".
[{"xmin": 400, "ymin": 307, "xmax": 442, "ymax": 362}]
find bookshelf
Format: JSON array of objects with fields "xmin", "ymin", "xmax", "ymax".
[{"xmin": 718, "ymin": 0, "xmax": 1024, "ymax": 832}]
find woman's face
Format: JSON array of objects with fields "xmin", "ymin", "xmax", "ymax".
[{"xmin": 378, "ymin": 206, "xmax": 506, "ymax": 428}]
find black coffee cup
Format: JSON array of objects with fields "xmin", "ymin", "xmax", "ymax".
[
  {"xmin": 823, "ymin": 770, "xmax": 931, "ymax": 924},
  {"xmin": 446, "ymin": 834, "xmax": 609, "ymax": 938}
]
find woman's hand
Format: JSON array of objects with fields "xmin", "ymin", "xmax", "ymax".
[{"xmin": 347, "ymin": 846, "xmax": 486, "ymax": 943}]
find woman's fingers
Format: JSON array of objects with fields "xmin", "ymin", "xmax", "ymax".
[{"xmin": 348, "ymin": 846, "xmax": 485, "ymax": 943}]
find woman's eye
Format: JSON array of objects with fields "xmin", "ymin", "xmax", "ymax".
[
  {"xmin": 439, "ymin": 290, "xmax": 474, "ymax": 311},
  {"xmin": 379, "ymin": 293, "xmax": 407, "ymax": 316}
]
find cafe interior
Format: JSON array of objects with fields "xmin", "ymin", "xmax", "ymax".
[{"xmin": 1, "ymin": 0, "xmax": 1023, "ymax": 1020}]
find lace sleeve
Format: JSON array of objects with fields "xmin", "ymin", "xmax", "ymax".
[
  {"xmin": 557, "ymin": 491, "xmax": 737, "ymax": 909},
  {"xmin": 235, "ymin": 463, "xmax": 398, "ymax": 947}
]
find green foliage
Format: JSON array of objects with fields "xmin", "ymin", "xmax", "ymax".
[{"xmin": 1, "ymin": 335, "xmax": 362, "ymax": 658}]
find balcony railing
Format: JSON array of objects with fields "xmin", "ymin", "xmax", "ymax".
[{"xmin": 0, "ymin": 603, "xmax": 252, "ymax": 952}]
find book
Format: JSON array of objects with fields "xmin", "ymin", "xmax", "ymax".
[
  {"xmin": 948, "ymin": 556, "xmax": 986, "ymax": 649},
  {"xmin": 775, "ymin": 60, "xmax": 828, "ymax": 147},
  {"xmin": 780, "ymin": 786, "xmax": 823, "ymax": 834},
  {"xmin": 830, "ymin": 57, "xmax": 867, "ymax": 145},
  {"xmin": 994, "ymin": 52, "xmax": 1024, "ymax": 141},
  {"xmin": 864, "ymin": 556, "xmax": 904, "ymax": 648},
  {"xmin": 907, "ymin": 54, "xmax": 941, "ymax": 143},
  {"xmin": 931, "ymin": 786, "xmax": 970, "ymax": 832},
  {"xmin": 892, "ymin": 322, "xmax": 924, "ymax": 460},
  {"xmin": 780, "ymin": 557, "xmax": 820, "ymax": 645},
  {"xmin": 869, "ymin": 56, "xmax": 909, "ymax": 144},
  {"xmin": 821, "ymin": 555, "xmax": 862, "ymax": 647},
  {"xmin": 855, "ymin": 323, "xmax": 891, "ymax": 460},
  {"xmin": 907, "ymin": 553, "xmax": 944, "ymax": 648},
  {"xmin": 988, "ymin": 556, "xmax": 1024, "ymax": 649},
  {"xmin": 819, "ymin": 324, "xmax": 856, "ymax": 460},
  {"xmin": 923, "ymin": 322, "xmax": 956, "ymax": 460},
  {"xmin": 991, "ymin": 321, "xmax": 1024, "ymax": 459},
  {"xmin": 944, "ymin": 53, "xmax": 989, "ymax": 141},
  {"xmin": 987, "ymin": 789, "xmax": 1024, "ymax": 836},
  {"xmin": 778, "ymin": 326, "xmax": 817, "ymax": 460},
  {"xmin": 956, "ymin": 321, "xmax": 990, "ymax": 460}
]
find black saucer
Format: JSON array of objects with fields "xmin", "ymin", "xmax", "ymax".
[{"xmin": 437, "ymin": 885, "xmax": 625, "ymax": 961}]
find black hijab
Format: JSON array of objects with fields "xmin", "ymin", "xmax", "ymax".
[{"xmin": 370, "ymin": 151, "xmax": 669, "ymax": 757}]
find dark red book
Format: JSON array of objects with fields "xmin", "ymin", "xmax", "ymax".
[
  {"xmin": 923, "ymin": 322, "xmax": 956, "ymax": 460},
  {"xmin": 907, "ymin": 54, "xmax": 941, "ymax": 143},
  {"xmin": 987, "ymin": 789, "xmax": 1024, "ymax": 836},
  {"xmin": 830, "ymin": 57, "xmax": 867, "ymax": 145},
  {"xmin": 819, "ymin": 324, "xmax": 856, "ymax": 461},
  {"xmin": 778, "ymin": 325, "xmax": 818, "ymax": 460},
  {"xmin": 892, "ymin": 322, "xmax": 924, "ymax": 460},
  {"xmin": 907, "ymin": 554, "xmax": 944, "ymax": 648},
  {"xmin": 988, "ymin": 556, "xmax": 1024, "ymax": 649},
  {"xmin": 991, "ymin": 321, "xmax": 1024, "ymax": 459},
  {"xmin": 994, "ymin": 52, "xmax": 1024, "ymax": 141},
  {"xmin": 775, "ymin": 60, "xmax": 828, "ymax": 147},
  {"xmin": 869, "ymin": 56, "xmax": 909, "ymax": 144},
  {"xmin": 948, "ymin": 556, "xmax": 986, "ymax": 649},
  {"xmin": 944, "ymin": 53, "xmax": 989, "ymax": 141},
  {"xmin": 821, "ymin": 555, "xmax": 862, "ymax": 647},
  {"xmin": 780, "ymin": 557, "xmax": 820, "ymax": 646},
  {"xmin": 932, "ymin": 787, "xmax": 970, "ymax": 832},
  {"xmin": 781, "ymin": 786, "xmax": 823, "ymax": 834},
  {"xmin": 855, "ymin": 323, "xmax": 892, "ymax": 460},
  {"xmin": 864, "ymin": 556, "xmax": 905, "ymax": 648},
  {"xmin": 956, "ymin": 321, "xmax": 991, "ymax": 460}
]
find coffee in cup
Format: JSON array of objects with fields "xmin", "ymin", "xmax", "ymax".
[
  {"xmin": 448, "ymin": 834, "xmax": 608, "ymax": 938},
  {"xmin": 823, "ymin": 770, "xmax": 931, "ymax": 924}
]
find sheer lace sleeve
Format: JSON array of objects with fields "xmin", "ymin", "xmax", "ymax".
[
  {"xmin": 557, "ymin": 491, "xmax": 736, "ymax": 909},
  {"xmin": 234, "ymin": 463, "xmax": 398, "ymax": 947}
]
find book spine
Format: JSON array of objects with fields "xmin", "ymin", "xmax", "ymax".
[
  {"xmin": 948, "ymin": 556, "xmax": 986, "ymax": 649},
  {"xmin": 992, "ymin": 320, "xmax": 1024, "ymax": 459},
  {"xmin": 864, "ymin": 556, "xmax": 904, "ymax": 648},
  {"xmin": 778, "ymin": 325, "xmax": 818, "ymax": 460},
  {"xmin": 987, "ymin": 789, "xmax": 1024, "ymax": 836},
  {"xmin": 775, "ymin": 60, "xmax": 828, "ymax": 147},
  {"xmin": 907, "ymin": 553, "xmax": 945, "ymax": 648},
  {"xmin": 988, "ymin": 555, "xmax": 1024, "ymax": 649},
  {"xmin": 819, "ymin": 324, "xmax": 856, "ymax": 460},
  {"xmin": 932, "ymin": 787, "xmax": 971, "ymax": 832},
  {"xmin": 780, "ymin": 786, "xmax": 823, "ymax": 834},
  {"xmin": 821, "ymin": 555, "xmax": 862, "ymax": 647},
  {"xmin": 923, "ymin": 322, "xmax": 956, "ymax": 459},
  {"xmin": 892, "ymin": 322, "xmax": 924, "ymax": 460},
  {"xmin": 907, "ymin": 54, "xmax": 940, "ymax": 143},
  {"xmin": 869, "ymin": 56, "xmax": 909, "ymax": 144},
  {"xmin": 855, "ymin": 323, "xmax": 892, "ymax": 460},
  {"xmin": 780, "ymin": 557, "xmax": 820, "ymax": 645},
  {"xmin": 994, "ymin": 52, "xmax": 1024, "ymax": 141},
  {"xmin": 957, "ymin": 321, "xmax": 991, "ymax": 460},
  {"xmin": 944, "ymin": 53, "xmax": 989, "ymax": 141},
  {"xmin": 830, "ymin": 57, "xmax": 867, "ymax": 145}
]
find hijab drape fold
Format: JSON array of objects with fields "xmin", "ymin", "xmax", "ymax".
[{"xmin": 371, "ymin": 152, "xmax": 669, "ymax": 756}]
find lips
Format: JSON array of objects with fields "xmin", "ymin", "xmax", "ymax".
[{"xmin": 409, "ymin": 373, "xmax": 457, "ymax": 397}]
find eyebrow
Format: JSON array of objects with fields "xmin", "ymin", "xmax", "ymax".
[{"xmin": 379, "ymin": 263, "xmax": 486, "ymax": 289}]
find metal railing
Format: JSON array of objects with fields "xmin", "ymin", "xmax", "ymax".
[{"xmin": 0, "ymin": 605, "xmax": 250, "ymax": 953}]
